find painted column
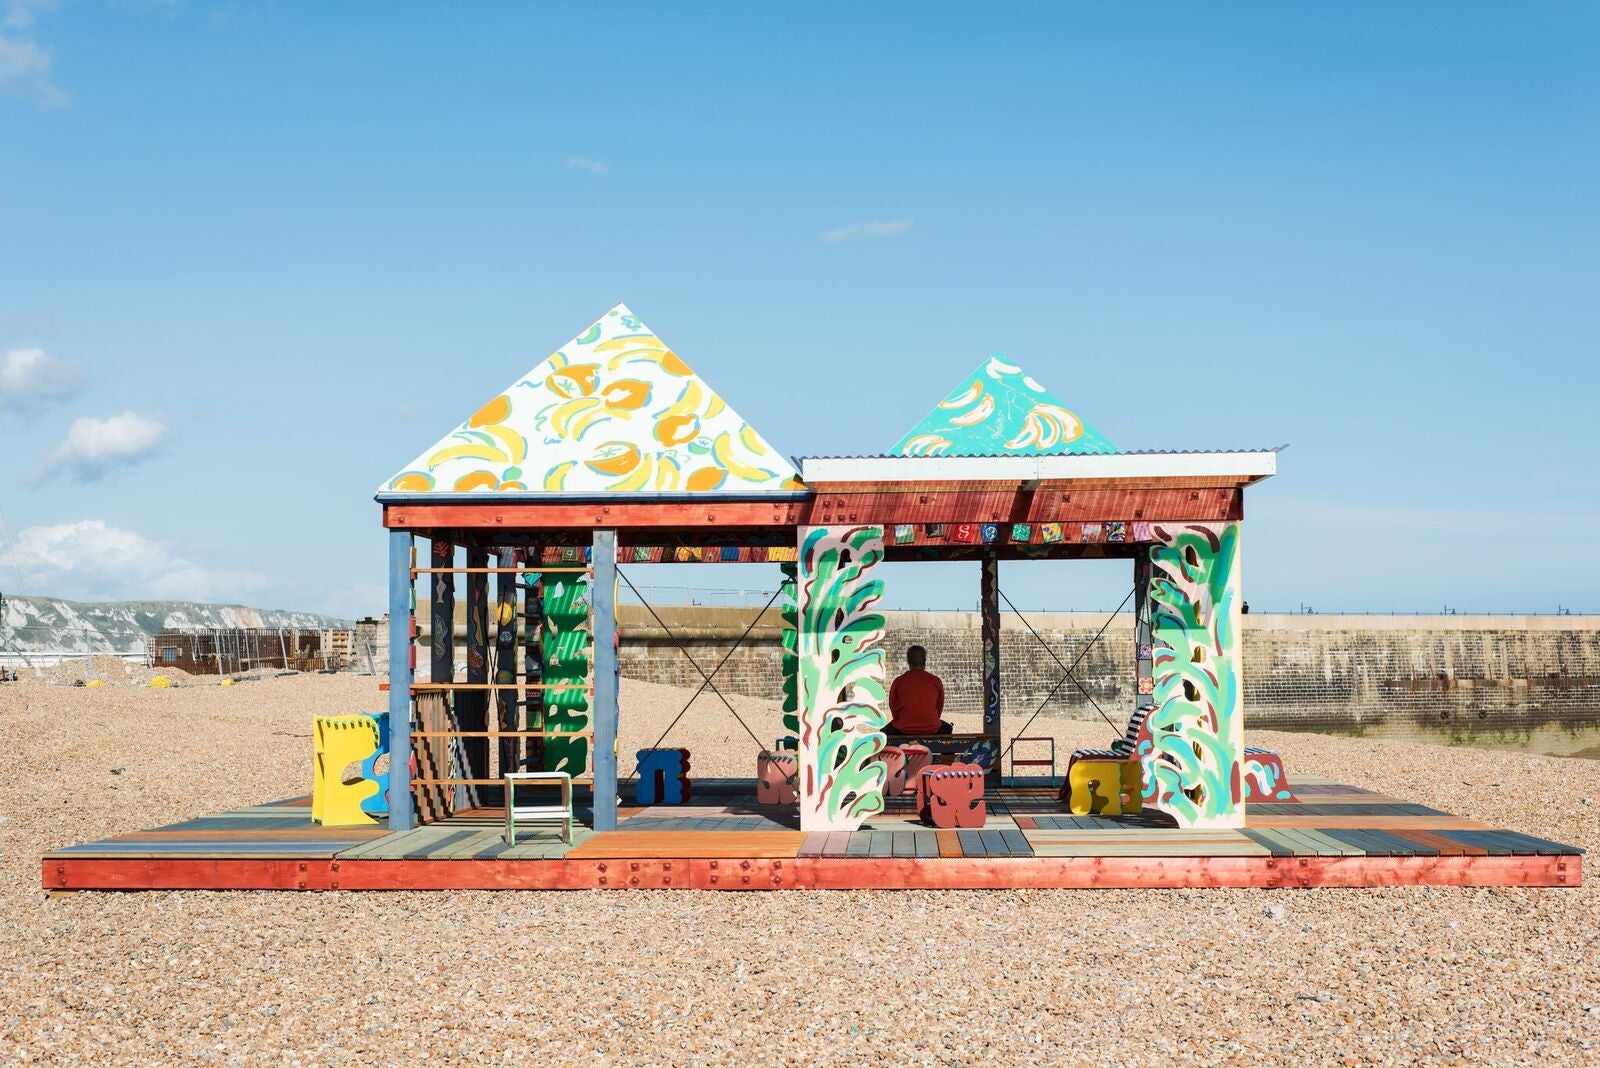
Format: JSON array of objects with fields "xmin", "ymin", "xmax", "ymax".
[
  {"xmin": 778, "ymin": 561, "xmax": 799, "ymax": 749},
  {"xmin": 522, "ymin": 548, "xmax": 545, "ymax": 772},
  {"xmin": 796, "ymin": 525, "xmax": 889, "ymax": 833},
  {"xmin": 1144, "ymin": 521, "xmax": 1245, "ymax": 829},
  {"xmin": 494, "ymin": 548, "xmax": 519, "ymax": 781},
  {"xmin": 1133, "ymin": 552, "xmax": 1155, "ymax": 712},
  {"xmin": 428, "ymin": 537, "xmax": 458, "ymax": 809},
  {"xmin": 387, "ymin": 530, "xmax": 414, "ymax": 832},
  {"xmin": 541, "ymin": 553, "xmax": 591, "ymax": 777},
  {"xmin": 463, "ymin": 547, "xmax": 491, "ymax": 804},
  {"xmin": 591, "ymin": 529, "xmax": 619, "ymax": 832},
  {"xmin": 980, "ymin": 551, "xmax": 1002, "ymax": 744}
]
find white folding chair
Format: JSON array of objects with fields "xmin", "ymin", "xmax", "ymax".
[{"xmin": 503, "ymin": 771, "xmax": 574, "ymax": 846}]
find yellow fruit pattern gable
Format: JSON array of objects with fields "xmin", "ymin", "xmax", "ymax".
[{"xmin": 382, "ymin": 303, "xmax": 804, "ymax": 495}]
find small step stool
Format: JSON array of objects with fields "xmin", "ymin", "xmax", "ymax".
[
  {"xmin": 503, "ymin": 771, "xmax": 574, "ymax": 846},
  {"xmin": 1008, "ymin": 736, "xmax": 1056, "ymax": 783}
]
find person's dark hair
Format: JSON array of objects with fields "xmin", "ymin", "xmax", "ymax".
[{"xmin": 906, "ymin": 645, "xmax": 927, "ymax": 668}]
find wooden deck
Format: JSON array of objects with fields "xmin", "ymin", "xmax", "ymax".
[{"xmin": 42, "ymin": 777, "xmax": 1583, "ymax": 891}]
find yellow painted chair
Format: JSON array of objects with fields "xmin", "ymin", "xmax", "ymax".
[
  {"xmin": 312, "ymin": 715, "xmax": 382, "ymax": 827},
  {"xmin": 1065, "ymin": 757, "xmax": 1143, "ymax": 817}
]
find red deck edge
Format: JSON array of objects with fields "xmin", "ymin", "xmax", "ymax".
[{"xmin": 43, "ymin": 854, "xmax": 1581, "ymax": 892}]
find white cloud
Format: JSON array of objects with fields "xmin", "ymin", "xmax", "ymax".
[
  {"xmin": 7, "ymin": 519, "xmax": 271, "ymax": 602},
  {"xmin": 820, "ymin": 217, "xmax": 914, "ymax": 244},
  {"xmin": 0, "ymin": 347, "xmax": 87, "ymax": 413},
  {"xmin": 0, "ymin": 1, "xmax": 65, "ymax": 107},
  {"xmin": 0, "ymin": 27, "xmax": 65, "ymax": 107},
  {"xmin": 3, "ymin": 0, "xmax": 56, "ymax": 31},
  {"xmin": 38, "ymin": 411, "xmax": 168, "ymax": 482},
  {"xmin": 564, "ymin": 156, "xmax": 610, "ymax": 175}
]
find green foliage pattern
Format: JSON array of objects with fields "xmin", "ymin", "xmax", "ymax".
[{"xmin": 796, "ymin": 526, "xmax": 888, "ymax": 831}]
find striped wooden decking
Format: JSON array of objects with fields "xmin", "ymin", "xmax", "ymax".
[
  {"xmin": 43, "ymin": 798, "xmax": 386, "ymax": 859},
  {"xmin": 42, "ymin": 775, "xmax": 1583, "ymax": 891}
]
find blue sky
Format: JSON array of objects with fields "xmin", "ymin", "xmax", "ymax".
[{"xmin": 1, "ymin": 2, "xmax": 1595, "ymax": 618}]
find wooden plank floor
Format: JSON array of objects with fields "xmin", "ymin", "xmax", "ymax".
[
  {"xmin": 42, "ymin": 775, "xmax": 1584, "ymax": 890},
  {"xmin": 43, "ymin": 798, "xmax": 386, "ymax": 859}
]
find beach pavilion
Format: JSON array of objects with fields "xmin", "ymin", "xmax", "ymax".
[
  {"xmin": 41, "ymin": 302, "xmax": 1582, "ymax": 891},
  {"xmin": 375, "ymin": 302, "xmax": 1278, "ymax": 835}
]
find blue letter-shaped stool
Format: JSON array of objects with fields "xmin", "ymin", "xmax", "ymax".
[{"xmin": 635, "ymin": 748, "xmax": 692, "ymax": 805}]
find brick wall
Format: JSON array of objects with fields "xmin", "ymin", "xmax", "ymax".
[{"xmin": 617, "ymin": 608, "xmax": 1600, "ymax": 754}]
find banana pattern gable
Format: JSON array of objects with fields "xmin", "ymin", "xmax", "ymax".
[
  {"xmin": 890, "ymin": 355, "xmax": 1118, "ymax": 457},
  {"xmin": 383, "ymin": 303, "xmax": 803, "ymax": 495}
]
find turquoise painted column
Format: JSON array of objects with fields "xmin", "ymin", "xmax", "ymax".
[
  {"xmin": 387, "ymin": 530, "xmax": 414, "ymax": 833},
  {"xmin": 1145, "ymin": 521, "xmax": 1245, "ymax": 829},
  {"xmin": 590, "ymin": 529, "xmax": 619, "ymax": 832}
]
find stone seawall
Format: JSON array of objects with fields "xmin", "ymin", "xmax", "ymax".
[{"xmin": 618, "ymin": 608, "xmax": 1600, "ymax": 755}]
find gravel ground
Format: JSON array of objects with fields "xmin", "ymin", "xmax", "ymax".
[{"xmin": 2, "ymin": 673, "xmax": 1597, "ymax": 1066}]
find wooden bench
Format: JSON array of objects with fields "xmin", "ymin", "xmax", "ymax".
[{"xmin": 883, "ymin": 732, "xmax": 992, "ymax": 759}]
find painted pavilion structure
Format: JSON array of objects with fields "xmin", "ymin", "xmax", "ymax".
[
  {"xmin": 41, "ymin": 302, "xmax": 1582, "ymax": 892},
  {"xmin": 376, "ymin": 302, "xmax": 1276, "ymax": 835}
]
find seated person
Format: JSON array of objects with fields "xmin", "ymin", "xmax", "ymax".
[{"xmin": 886, "ymin": 645, "xmax": 953, "ymax": 736}]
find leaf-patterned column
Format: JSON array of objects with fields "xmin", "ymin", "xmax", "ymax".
[
  {"xmin": 1144, "ymin": 522, "xmax": 1245, "ymax": 829},
  {"xmin": 778, "ymin": 561, "xmax": 799, "ymax": 749},
  {"xmin": 796, "ymin": 525, "xmax": 889, "ymax": 833}
]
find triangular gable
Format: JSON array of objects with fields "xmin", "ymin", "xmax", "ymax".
[
  {"xmin": 889, "ymin": 355, "xmax": 1117, "ymax": 456},
  {"xmin": 382, "ymin": 303, "xmax": 802, "ymax": 495}
]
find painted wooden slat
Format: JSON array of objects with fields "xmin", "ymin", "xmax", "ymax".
[
  {"xmin": 999, "ymin": 829, "xmax": 1033, "ymax": 857},
  {"xmin": 957, "ymin": 830, "xmax": 989, "ymax": 856},
  {"xmin": 1281, "ymin": 828, "xmax": 1365, "ymax": 857},
  {"xmin": 1252, "ymin": 828, "xmax": 1324, "ymax": 856},
  {"xmin": 1441, "ymin": 830, "xmax": 1528, "ymax": 856},
  {"xmin": 563, "ymin": 831, "xmax": 806, "ymax": 859},
  {"xmin": 1471, "ymin": 829, "xmax": 1583, "ymax": 856},
  {"xmin": 1239, "ymin": 829, "xmax": 1300, "ymax": 856}
]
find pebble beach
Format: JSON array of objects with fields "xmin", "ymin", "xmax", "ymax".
[{"xmin": 1, "ymin": 670, "xmax": 1596, "ymax": 1066}]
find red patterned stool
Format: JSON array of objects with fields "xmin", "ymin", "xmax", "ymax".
[
  {"xmin": 899, "ymin": 744, "xmax": 933, "ymax": 795},
  {"xmin": 917, "ymin": 763, "xmax": 986, "ymax": 829},
  {"xmin": 756, "ymin": 750, "xmax": 798, "ymax": 805},
  {"xmin": 877, "ymin": 746, "xmax": 908, "ymax": 798}
]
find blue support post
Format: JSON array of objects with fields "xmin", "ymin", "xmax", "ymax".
[
  {"xmin": 387, "ymin": 530, "xmax": 414, "ymax": 832},
  {"xmin": 591, "ymin": 528, "xmax": 619, "ymax": 832}
]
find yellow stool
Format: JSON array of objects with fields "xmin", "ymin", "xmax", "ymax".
[
  {"xmin": 1066, "ymin": 758, "xmax": 1143, "ymax": 816},
  {"xmin": 312, "ymin": 715, "xmax": 382, "ymax": 826}
]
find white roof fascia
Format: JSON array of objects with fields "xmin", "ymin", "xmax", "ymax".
[{"xmin": 800, "ymin": 450, "xmax": 1278, "ymax": 484}]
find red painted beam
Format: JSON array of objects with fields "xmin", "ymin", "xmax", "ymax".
[
  {"xmin": 43, "ymin": 853, "xmax": 1580, "ymax": 892},
  {"xmin": 43, "ymin": 858, "xmax": 327, "ymax": 891},
  {"xmin": 383, "ymin": 488, "xmax": 1242, "ymax": 532},
  {"xmin": 384, "ymin": 502, "xmax": 806, "ymax": 530},
  {"xmin": 801, "ymin": 488, "xmax": 1241, "ymax": 526}
]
